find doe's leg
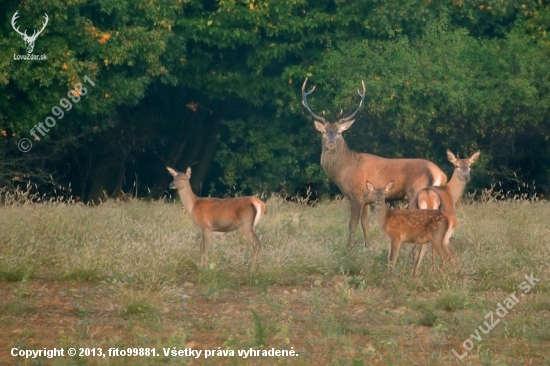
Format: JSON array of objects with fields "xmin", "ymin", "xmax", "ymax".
[
  {"xmin": 239, "ymin": 225, "xmax": 261, "ymax": 272},
  {"xmin": 200, "ymin": 229, "xmax": 211, "ymax": 267}
]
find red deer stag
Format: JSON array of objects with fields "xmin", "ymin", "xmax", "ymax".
[
  {"xmin": 302, "ymin": 78, "xmax": 447, "ymax": 248},
  {"xmin": 167, "ymin": 167, "xmax": 266, "ymax": 271},
  {"xmin": 366, "ymin": 181, "xmax": 457, "ymax": 276},
  {"xmin": 409, "ymin": 150, "xmax": 480, "ymax": 274}
]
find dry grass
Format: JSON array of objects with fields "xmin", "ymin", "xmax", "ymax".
[{"xmin": 0, "ymin": 193, "xmax": 549, "ymax": 364}]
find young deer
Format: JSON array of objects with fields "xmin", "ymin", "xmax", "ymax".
[
  {"xmin": 366, "ymin": 180, "xmax": 457, "ymax": 276},
  {"xmin": 167, "ymin": 167, "xmax": 266, "ymax": 271},
  {"xmin": 409, "ymin": 150, "xmax": 480, "ymax": 274}
]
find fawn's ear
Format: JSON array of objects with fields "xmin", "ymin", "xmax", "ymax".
[
  {"xmin": 314, "ymin": 121, "xmax": 326, "ymax": 133},
  {"xmin": 446, "ymin": 149, "xmax": 458, "ymax": 164},
  {"xmin": 167, "ymin": 167, "xmax": 178, "ymax": 177},
  {"xmin": 366, "ymin": 181, "xmax": 375, "ymax": 192},
  {"xmin": 185, "ymin": 167, "xmax": 192, "ymax": 178},
  {"xmin": 469, "ymin": 150, "xmax": 481, "ymax": 164},
  {"xmin": 337, "ymin": 119, "xmax": 355, "ymax": 132},
  {"xmin": 385, "ymin": 180, "xmax": 394, "ymax": 192}
]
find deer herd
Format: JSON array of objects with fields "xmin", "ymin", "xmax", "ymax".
[{"xmin": 168, "ymin": 79, "xmax": 481, "ymax": 277}]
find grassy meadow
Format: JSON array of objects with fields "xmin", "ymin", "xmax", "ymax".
[{"xmin": 0, "ymin": 193, "xmax": 549, "ymax": 365}]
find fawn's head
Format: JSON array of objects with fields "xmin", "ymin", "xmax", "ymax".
[
  {"xmin": 366, "ymin": 180, "xmax": 394, "ymax": 205},
  {"xmin": 167, "ymin": 167, "xmax": 191, "ymax": 190},
  {"xmin": 447, "ymin": 150, "xmax": 481, "ymax": 182},
  {"xmin": 302, "ymin": 78, "xmax": 365, "ymax": 150}
]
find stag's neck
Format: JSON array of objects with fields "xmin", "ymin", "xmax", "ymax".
[
  {"xmin": 321, "ymin": 140, "xmax": 354, "ymax": 180},
  {"xmin": 176, "ymin": 181, "xmax": 198, "ymax": 214},
  {"xmin": 374, "ymin": 203, "xmax": 389, "ymax": 232},
  {"xmin": 446, "ymin": 170, "xmax": 467, "ymax": 203}
]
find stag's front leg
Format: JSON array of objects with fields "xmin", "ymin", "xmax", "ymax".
[
  {"xmin": 347, "ymin": 200, "xmax": 362, "ymax": 249},
  {"xmin": 360, "ymin": 203, "xmax": 371, "ymax": 247},
  {"xmin": 200, "ymin": 229, "xmax": 211, "ymax": 267}
]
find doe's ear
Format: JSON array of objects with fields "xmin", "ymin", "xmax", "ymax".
[
  {"xmin": 337, "ymin": 119, "xmax": 355, "ymax": 132},
  {"xmin": 469, "ymin": 150, "xmax": 481, "ymax": 164},
  {"xmin": 385, "ymin": 180, "xmax": 394, "ymax": 192},
  {"xmin": 185, "ymin": 167, "xmax": 192, "ymax": 178},
  {"xmin": 167, "ymin": 167, "xmax": 178, "ymax": 177},
  {"xmin": 446, "ymin": 149, "xmax": 458, "ymax": 164},
  {"xmin": 314, "ymin": 121, "xmax": 326, "ymax": 133},
  {"xmin": 366, "ymin": 181, "xmax": 375, "ymax": 192}
]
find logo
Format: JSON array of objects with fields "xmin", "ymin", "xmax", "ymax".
[{"xmin": 12, "ymin": 11, "xmax": 48, "ymax": 61}]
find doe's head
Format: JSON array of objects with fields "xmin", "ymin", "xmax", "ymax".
[
  {"xmin": 366, "ymin": 180, "xmax": 394, "ymax": 205},
  {"xmin": 167, "ymin": 167, "xmax": 191, "ymax": 190},
  {"xmin": 446, "ymin": 150, "xmax": 481, "ymax": 182}
]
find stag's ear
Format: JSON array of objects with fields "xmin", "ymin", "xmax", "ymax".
[
  {"xmin": 167, "ymin": 167, "xmax": 178, "ymax": 177},
  {"xmin": 385, "ymin": 181, "xmax": 394, "ymax": 192},
  {"xmin": 185, "ymin": 167, "xmax": 192, "ymax": 178},
  {"xmin": 446, "ymin": 150, "xmax": 458, "ymax": 164},
  {"xmin": 314, "ymin": 121, "xmax": 326, "ymax": 133},
  {"xmin": 366, "ymin": 181, "xmax": 375, "ymax": 192},
  {"xmin": 469, "ymin": 151, "xmax": 481, "ymax": 164},
  {"xmin": 337, "ymin": 119, "xmax": 355, "ymax": 132}
]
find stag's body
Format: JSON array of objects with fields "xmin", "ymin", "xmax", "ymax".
[
  {"xmin": 303, "ymin": 79, "xmax": 447, "ymax": 248},
  {"xmin": 367, "ymin": 181, "xmax": 456, "ymax": 276},
  {"xmin": 167, "ymin": 167, "xmax": 265, "ymax": 271},
  {"xmin": 409, "ymin": 150, "xmax": 480, "ymax": 274}
]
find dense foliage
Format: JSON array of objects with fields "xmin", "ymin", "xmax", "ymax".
[{"xmin": 1, "ymin": 0, "xmax": 549, "ymax": 200}]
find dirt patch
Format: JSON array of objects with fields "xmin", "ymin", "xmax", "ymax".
[{"xmin": 0, "ymin": 279, "xmax": 548, "ymax": 365}]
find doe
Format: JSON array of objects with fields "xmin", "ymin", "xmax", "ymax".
[
  {"xmin": 366, "ymin": 180, "xmax": 457, "ymax": 276},
  {"xmin": 167, "ymin": 167, "xmax": 266, "ymax": 271},
  {"xmin": 409, "ymin": 150, "xmax": 480, "ymax": 273}
]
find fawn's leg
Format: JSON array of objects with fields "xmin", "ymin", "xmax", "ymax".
[
  {"xmin": 388, "ymin": 239, "xmax": 402, "ymax": 277},
  {"xmin": 430, "ymin": 240, "xmax": 448, "ymax": 271},
  {"xmin": 412, "ymin": 244, "xmax": 429, "ymax": 276}
]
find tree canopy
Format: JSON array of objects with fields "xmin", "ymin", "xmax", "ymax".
[{"xmin": 1, "ymin": 0, "xmax": 550, "ymax": 201}]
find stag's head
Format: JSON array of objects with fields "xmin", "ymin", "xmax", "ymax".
[
  {"xmin": 302, "ymin": 78, "xmax": 365, "ymax": 150},
  {"xmin": 167, "ymin": 167, "xmax": 191, "ymax": 190},
  {"xmin": 366, "ymin": 180, "xmax": 394, "ymax": 206},
  {"xmin": 11, "ymin": 11, "xmax": 49, "ymax": 54},
  {"xmin": 446, "ymin": 150, "xmax": 480, "ymax": 182}
]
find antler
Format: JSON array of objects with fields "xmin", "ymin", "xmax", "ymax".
[
  {"xmin": 338, "ymin": 80, "xmax": 366, "ymax": 123},
  {"xmin": 301, "ymin": 78, "xmax": 327, "ymax": 123},
  {"xmin": 11, "ymin": 11, "xmax": 48, "ymax": 41},
  {"xmin": 11, "ymin": 11, "xmax": 28, "ymax": 38},
  {"xmin": 28, "ymin": 13, "xmax": 48, "ymax": 41}
]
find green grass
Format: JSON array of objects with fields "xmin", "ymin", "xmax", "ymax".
[{"xmin": 0, "ymin": 195, "xmax": 549, "ymax": 364}]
